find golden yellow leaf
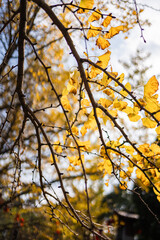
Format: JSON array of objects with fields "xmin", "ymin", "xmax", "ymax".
[
  {"xmin": 96, "ymin": 108, "xmax": 104, "ymax": 118},
  {"xmin": 67, "ymin": 83, "xmax": 77, "ymax": 94},
  {"xmin": 97, "ymin": 51, "xmax": 111, "ymax": 69},
  {"xmin": 98, "ymin": 98, "xmax": 112, "ymax": 108},
  {"xmin": 123, "ymin": 106, "xmax": 135, "ymax": 114},
  {"xmin": 68, "ymin": 156, "xmax": 80, "ymax": 166},
  {"xmin": 105, "ymin": 181, "xmax": 109, "ymax": 187},
  {"xmin": 142, "ymin": 117, "xmax": 157, "ymax": 128},
  {"xmin": 108, "ymin": 109, "xmax": 117, "ymax": 117},
  {"xmin": 123, "ymin": 106, "xmax": 140, "ymax": 122},
  {"xmin": 67, "ymin": 165, "xmax": 74, "ymax": 171},
  {"xmin": 150, "ymin": 143, "xmax": 160, "ymax": 155},
  {"xmin": 89, "ymin": 65, "xmax": 102, "ymax": 78},
  {"xmin": 102, "ymin": 15, "xmax": 112, "ymax": 28},
  {"xmin": 77, "ymin": 140, "xmax": 90, "ymax": 150},
  {"xmin": 120, "ymin": 82, "xmax": 131, "ymax": 97},
  {"xmin": 62, "ymin": 87, "xmax": 68, "ymax": 96},
  {"xmin": 80, "ymin": 125, "xmax": 87, "ymax": 136},
  {"xmin": 120, "ymin": 171, "xmax": 127, "ymax": 179},
  {"xmin": 104, "ymin": 25, "xmax": 124, "ymax": 39},
  {"xmin": 119, "ymin": 101, "xmax": 128, "ymax": 110},
  {"xmin": 104, "ymin": 159, "xmax": 112, "ymax": 175},
  {"xmin": 79, "ymin": 0, "xmax": 94, "ymax": 9},
  {"xmin": 61, "ymin": 95, "xmax": 72, "ymax": 111},
  {"xmin": 81, "ymin": 98, "xmax": 90, "ymax": 107},
  {"xmin": 88, "ymin": 9, "xmax": 101, "ymax": 22},
  {"xmin": 84, "ymin": 113, "xmax": 97, "ymax": 130},
  {"xmin": 96, "ymin": 36, "xmax": 110, "ymax": 50},
  {"xmin": 128, "ymin": 113, "xmax": 141, "ymax": 122},
  {"xmin": 72, "ymin": 126, "xmax": 79, "ymax": 135},
  {"xmin": 113, "ymin": 99, "xmax": 127, "ymax": 110},
  {"xmin": 87, "ymin": 25, "xmax": 102, "ymax": 39},
  {"xmin": 156, "ymin": 126, "xmax": 160, "ymax": 135},
  {"xmin": 119, "ymin": 181, "xmax": 127, "ymax": 190},
  {"xmin": 99, "ymin": 73, "xmax": 112, "ymax": 88},
  {"xmin": 103, "ymin": 88, "xmax": 114, "ymax": 98},
  {"xmin": 155, "ymin": 112, "xmax": 160, "ymax": 121},
  {"xmin": 145, "ymin": 95, "xmax": 160, "ymax": 113},
  {"xmin": 144, "ymin": 75, "xmax": 159, "ymax": 97},
  {"xmin": 123, "ymin": 146, "xmax": 135, "ymax": 155},
  {"xmin": 54, "ymin": 141, "xmax": 62, "ymax": 153}
]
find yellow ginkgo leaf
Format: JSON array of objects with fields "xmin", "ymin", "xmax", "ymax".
[
  {"xmin": 80, "ymin": 125, "xmax": 87, "ymax": 136},
  {"xmin": 156, "ymin": 126, "xmax": 160, "ymax": 135},
  {"xmin": 88, "ymin": 9, "xmax": 101, "ymax": 22},
  {"xmin": 97, "ymin": 51, "xmax": 111, "ymax": 69},
  {"xmin": 87, "ymin": 25, "xmax": 102, "ymax": 39},
  {"xmin": 142, "ymin": 117, "xmax": 157, "ymax": 128},
  {"xmin": 102, "ymin": 15, "xmax": 112, "ymax": 28},
  {"xmin": 144, "ymin": 75, "xmax": 159, "ymax": 98},
  {"xmin": 103, "ymin": 88, "xmax": 114, "ymax": 98},
  {"xmin": 67, "ymin": 83, "xmax": 77, "ymax": 94},
  {"xmin": 120, "ymin": 82, "xmax": 131, "ymax": 97},
  {"xmin": 84, "ymin": 114, "xmax": 97, "ymax": 130},
  {"xmin": 81, "ymin": 98, "xmax": 90, "ymax": 107},
  {"xmin": 113, "ymin": 99, "xmax": 127, "ymax": 111},
  {"xmin": 150, "ymin": 143, "xmax": 160, "ymax": 155},
  {"xmin": 104, "ymin": 25, "xmax": 124, "ymax": 39},
  {"xmin": 89, "ymin": 65, "xmax": 102, "ymax": 78},
  {"xmin": 98, "ymin": 98, "xmax": 112, "ymax": 108},
  {"xmin": 119, "ymin": 101, "xmax": 128, "ymax": 111},
  {"xmin": 99, "ymin": 73, "xmax": 112, "ymax": 88},
  {"xmin": 96, "ymin": 36, "xmax": 110, "ymax": 49},
  {"xmin": 128, "ymin": 113, "xmax": 141, "ymax": 122},
  {"xmin": 104, "ymin": 159, "xmax": 112, "ymax": 175},
  {"xmin": 54, "ymin": 141, "xmax": 62, "ymax": 153},
  {"xmin": 68, "ymin": 156, "xmax": 80, "ymax": 166},
  {"xmin": 71, "ymin": 126, "xmax": 79, "ymax": 136},
  {"xmin": 108, "ymin": 109, "xmax": 117, "ymax": 117},
  {"xmin": 61, "ymin": 95, "xmax": 72, "ymax": 111},
  {"xmin": 119, "ymin": 181, "xmax": 127, "ymax": 190},
  {"xmin": 124, "ymin": 146, "xmax": 135, "ymax": 155},
  {"xmin": 79, "ymin": 0, "xmax": 94, "ymax": 9},
  {"xmin": 77, "ymin": 140, "xmax": 90, "ymax": 151}
]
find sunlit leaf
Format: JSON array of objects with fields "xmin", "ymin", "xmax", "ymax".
[
  {"xmin": 144, "ymin": 75, "xmax": 159, "ymax": 97},
  {"xmin": 96, "ymin": 36, "xmax": 110, "ymax": 49},
  {"xmin": 79, "ymin": 0, "xmax": 94, "ymax": 9},
  {"xmin": 102, "ymin": 15, "xmax": 112, "ymax": 28},
  {"xmin": 61, "ymin": 95, "xmax": 72, "ymax": 111},
  {"xmin": 105, "ymin": 25, "xmax": 124, "ymax": 39},
  {"xmin": 156, "ymin": 126, "xmax": 160, "ymax": 135},
  {"xmin": 54, "ymin": 141, "xmax": 62, "ymax": 153},
  {"xmin": 80, "ymin": 125, "xmax": 87, "ymax": 136},
  {"xmin": 142, "ymin": 117, "xmax": 157, "ymax": 128},
  {"xmin": 88, "ymin": 9, "xmax": 101, "ymax": 22},
  {"xmin": 87, "ymin": 25, "xmax": 102, "ymax": 39},
  {"xmin": 97, "ymin": 51, "xmax": 111, "ymax": 69},
  {"xmin": 103, "ymin": 88, "xmax": 114, "ymax": 98},
  {"xmin": 98, "ymin": 98, "xmax": 112, "ymax": 108},
  {"xmin": 128, "ymin": 113, "xmax": 141, "ymax": 122}
]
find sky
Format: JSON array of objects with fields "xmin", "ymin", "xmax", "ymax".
[{"xmin": 110, "ymin": 0, "xmax": 160, "ymax": 79}]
